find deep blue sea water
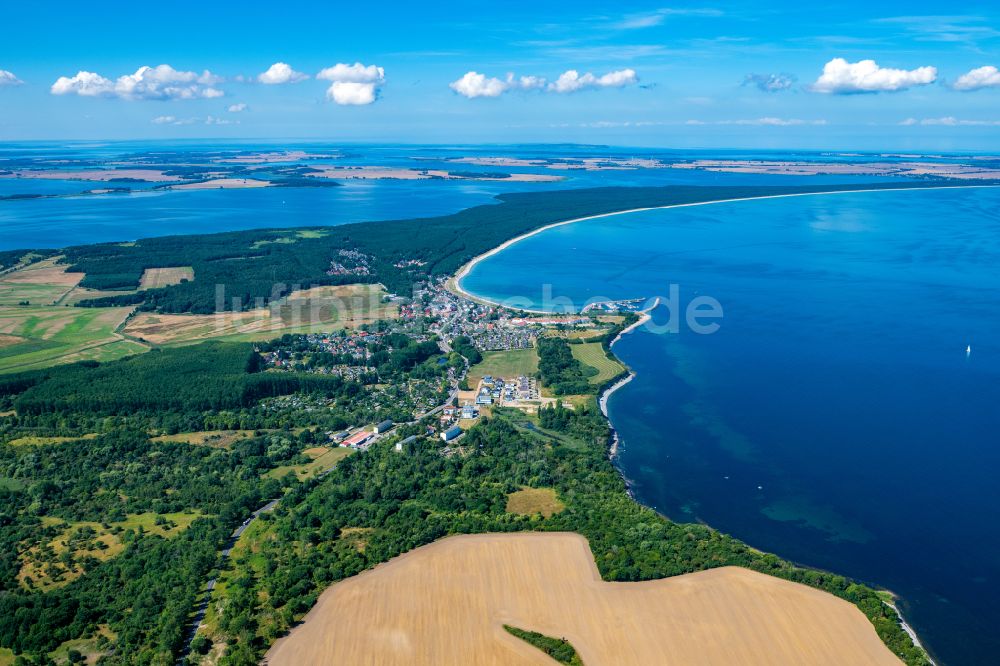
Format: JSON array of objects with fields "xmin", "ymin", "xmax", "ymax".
[{"xmin": 462, "ymin": 187, "xmax": 1000, "ymax": 666}]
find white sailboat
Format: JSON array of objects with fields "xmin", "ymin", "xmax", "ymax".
[{"xmin": 967, "ymin": 345, "xmax": 972, "ymax": 357}]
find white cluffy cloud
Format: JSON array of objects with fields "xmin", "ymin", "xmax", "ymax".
[
  {"xmin": 228, "ymin": 103, "xmax": 248, "ymax": 112},
  {"xmin": 257, "ymin": 62, "xmax": 308, "ymax": 85},
  {"xmin": 152, "ymin": 115, "xmax": 238, "ymax": 126},
  {"xmin": 449, "ymin": 72, "xmax": 546, "ymax": 98},
  {"xmin": 686, "ymin": 117, "xmax": 827, "ymax": 126},
  {"xmin": 0, "ymin": 70, "xmax": 22, "ymax": 86},
  {"xmin": 811, "ymin": 58, "xmax": 937, "ymax": 93},
  {"xmin": 52, "ymin": 65, "xmax": 224, "ymax": 100},
  {"xmin": 953, "ymin": 66, "xmax": 1000, "ymax": 91},
  {"xmin": 900, "ymin": 116, "xmax": 1000, "ymax": 126},
  {"xmin": 449, "ymin": 68, "xmax": 637, "ymax": 98},
  {"xmin": 316, "ymin": 63, "xmax": 385, "ymax": 105},
  {"xmin": 548, "ymin": 69, "xmax": 637, "ymax": 93}
]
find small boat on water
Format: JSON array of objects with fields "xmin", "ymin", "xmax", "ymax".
[{"xmin": 967, "ymin": 345, "xmax": 972, "ymax": 357}]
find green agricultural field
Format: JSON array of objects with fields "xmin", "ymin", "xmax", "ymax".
[
  {"xmin": 571, "ymin": 342, "xmax": 626, "ymax": 384},
  {"xmin": 0, "ymin": 257, "xmax": 82, "ymax": 306},
  {"xmin": 0, "ymin": 305, "xmax": 148, "ymax": 374},
  {"xmin": 468, "ymin": 347, "xmax": 539, "ymax": 384}
]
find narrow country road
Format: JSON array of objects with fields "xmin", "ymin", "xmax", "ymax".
[{"xmin": 178, "ymin": 498, "xmax": 279, "ymax": 663}]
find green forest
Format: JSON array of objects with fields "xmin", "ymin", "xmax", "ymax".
[{"xmin": 0, "ymin": 329, "xmax": 930, "ymax": 665}]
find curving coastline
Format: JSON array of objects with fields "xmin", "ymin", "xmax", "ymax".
[
  {"xmin": 450, "ymin": 183, "xmax": 1000, "ymax": 309},
  {"xmin": 446, "ymin": 185, "xmax": 966, "ymax": 663},
  {"xmin": 599, "ymin": 298, "xmax": 658, "ymax": 459}
]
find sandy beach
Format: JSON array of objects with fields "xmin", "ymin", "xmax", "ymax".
[
  {"xmin": 168, "ymin": 178, "xmax": 272, "ymax": 190},
  {"xmin": 450, "ymin": 184, "xmax": 1000, "ymax": 311}
]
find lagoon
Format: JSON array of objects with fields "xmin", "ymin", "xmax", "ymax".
[{"xmin": 461, "ymin": 187, "xmax": 1000, "ymax": 666}]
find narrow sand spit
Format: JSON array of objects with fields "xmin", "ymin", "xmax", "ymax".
[{"xmin": 265, "ymin": 532, "xmax": 902, "ymax": 666}]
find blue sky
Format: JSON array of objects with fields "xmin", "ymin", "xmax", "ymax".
[{"xmin": 1, "ymin": 1, "xmax": 1000, "ymax": 150}]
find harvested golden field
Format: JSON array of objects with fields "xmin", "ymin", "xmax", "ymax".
[
  {"xmin": 266, "ymin": 533, "xmax": 902, "ymax": 666},
  {"xmin": 506, "ymin": 487, "xmax": 565, "ymax": 518},
  {"xmin": 124, "ymin": 283, "xmax": 396, "ymax": 345},
  {"xmin": 0, "ymin": 257, "xmax": 82, "ymax": 305},
  {"xmin": 138, "ymin": 266, "xmax": 194, "ymax": 290}
]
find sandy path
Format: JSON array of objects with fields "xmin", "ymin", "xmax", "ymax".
[{"xmin": 265, "ymin": 532, "xmax": 902, "ymax": 666}]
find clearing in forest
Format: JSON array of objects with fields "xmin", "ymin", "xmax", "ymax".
[
  {"xmin": 151, "ymin": 430, "xmax": 258, "ymax": 448},
  {"xmin": 506, "ymin": 487, "xmax": 565, "ymax": 518},
  {"xmin": 265, "ymin": 446, "xmax": 353, "ymax": 480},
  {"xmin": 138, "ymin": 266, "xmax": 195, "ymax": 290}
]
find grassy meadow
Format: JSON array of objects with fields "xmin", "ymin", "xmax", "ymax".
[
  {"xmin": 19, "ymin": 512, "xmax": 201, "ymax": 592},
  {"xmin": 467, "ymin": 347, "xmax": 539, "ymax": 385},
  {"xmin": 571, "ymin": 342, "xmax": 626, "ymax": 384},
  {"xmin": 505, "ymin": 487, "xmax": 565, "ymax": 518},
  {"xmin": 265, "ymin": 446, "xmax": 353, "ymax": 480}
]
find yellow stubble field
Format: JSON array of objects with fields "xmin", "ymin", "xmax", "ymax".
[{"xmin": 265, "ymin": 532, "xmax": 902, "ymax": 666}]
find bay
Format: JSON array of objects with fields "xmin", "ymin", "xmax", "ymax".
[{"xmin": 461, "ymin": 186, "xmax": 1000, "ymax": 666}]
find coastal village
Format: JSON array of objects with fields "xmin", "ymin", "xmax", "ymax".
[{"xmin": 255, "ymin": 274, "xmax": 632, "ymax": 453}]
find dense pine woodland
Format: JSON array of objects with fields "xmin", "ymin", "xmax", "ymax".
[{"xmin": 57, "ymin": 182, "xmax": 950, "ymax": 313}]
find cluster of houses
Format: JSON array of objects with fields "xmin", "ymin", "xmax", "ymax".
[
  {"xmin": 261, "ymin": 330, "xmax": 386, "ymax": 369},
  {"xmin": 406, "ymin": 279, "xmax": 537, "ymax": 352},
  {"xmin": 439, "ymin": 403, "xmax": 477, "ymax": 430},
  {"xmin": 326, "ymin": 249, "xmax": 373, "ymax": 277},
  {"xmin": 475, "ymin": 375, "xmax": 537, "ymax": 407}
]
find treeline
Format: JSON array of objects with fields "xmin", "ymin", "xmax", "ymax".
[
  {"xmin": 449, "ymin": 335, "xmax": 482, "ymax": 364},
  {"xmin": 41, "ymin": 182, "xmax": 951, "ymax": 313},
  {"xmin": 536, "ymin": 337, "xmax": 596, "ymax": 395},
  {"xmin": 1, "ymin": 342, "xmax": 361, "ymax": 416},
  {"xmin": 0, "ymin": 249, "xmax": 58, "ymax": 273},
  {"xmin": 538, "ymin": 401, "xmax": 608, "ymax": 446}
]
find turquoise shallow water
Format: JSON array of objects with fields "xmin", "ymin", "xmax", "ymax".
[{"xmin": 462, "ymin": 187, "xmax": 1000, "ymax": 666}]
